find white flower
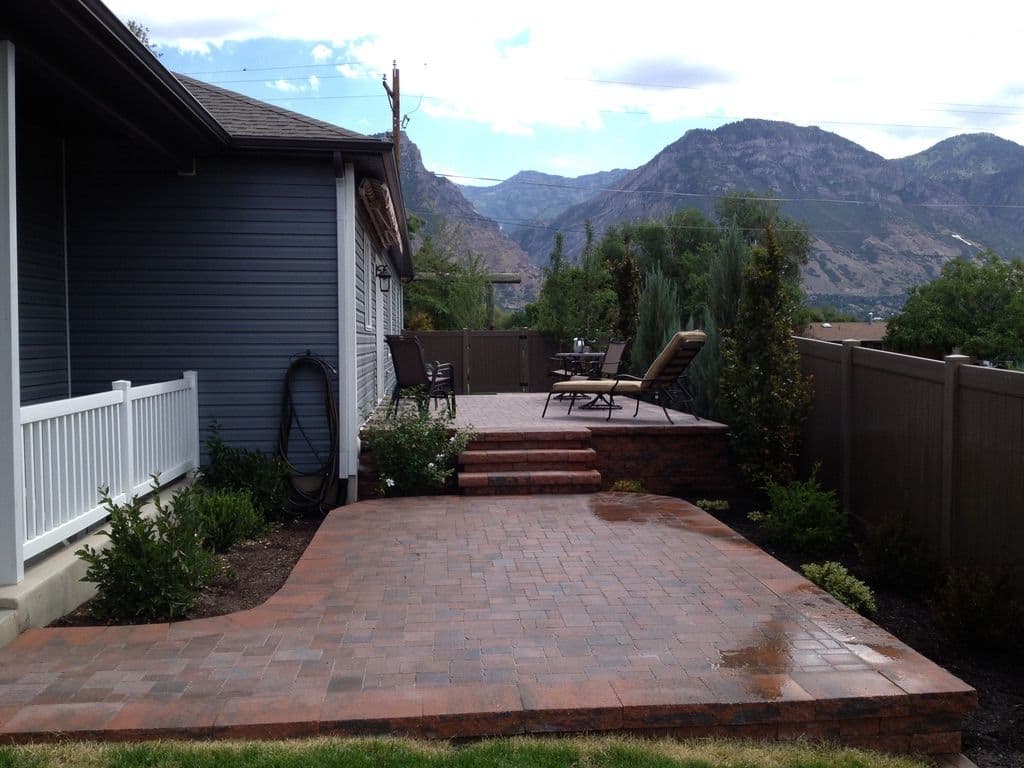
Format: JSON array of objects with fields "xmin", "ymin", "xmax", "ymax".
[
  {"xmin": 384, "ymin": 478, "xmax": 395, "ymax": 487},
  {"xmin": 427, "ymin": 462, "xmax": 436, "ymax": 470}
]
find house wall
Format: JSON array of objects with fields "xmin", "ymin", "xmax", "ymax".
[
  {"xmin": 66, "ymin": 148, "xmax": 339, "ymax": 456},
  {"xmin": 354, "ymin": 214, "xmax": 401, "ymax": 423},
  {"xmin": 16, "ymin": 123, "xmax": 68, "ymax": 405}
]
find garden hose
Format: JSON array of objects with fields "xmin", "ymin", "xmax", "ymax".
[{"xmin": 277, "ymin": 353, "xmax": 341, "ymax": 515}]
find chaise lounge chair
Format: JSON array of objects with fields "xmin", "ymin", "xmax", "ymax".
[{"xmin": 542, "ymin": 331, "xmax": 705, "ymax": 423}]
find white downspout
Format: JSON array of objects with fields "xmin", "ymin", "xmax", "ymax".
[
  {"xmin": 336, "ymin": 160, "xmax": 358, "ymax": 503},
  {"xmin": 0, "ymin": 41, "xmax": 24, "ymax": 585}
]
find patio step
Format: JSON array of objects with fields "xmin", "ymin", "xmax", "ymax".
[
  {"xmin": 465, "ymin": 428, "xmax": 592, "ymax": 452},
  {"xmin": 458, "ymin": 469, "xmax": 602, "ymax": 495},
  {"xmin": 460, "ymin": 448, "xmax": 597, "ymax": 472},
  {"xmin": 459, "ymin": 428, "xmax": 602, "ymax": 495}
]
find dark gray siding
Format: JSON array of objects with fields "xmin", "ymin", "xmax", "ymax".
[
  {"xmin": 355, "ymin": 217, "xmax": 378, "ymax": 420},
  {"xmin": 17, "ymin": 128, "xmax": 68, "ymax": 404},
  {"xmin": 67, "ymin": 149, "xmax": 338, "ymax": 454}
]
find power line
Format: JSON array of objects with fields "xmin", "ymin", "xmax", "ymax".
[
  {"xmin": 411, "ymin": 168, "xmax": 1024, "ymax": 211},
  {"xmin": 181, "ymin": 61, "xmax": 359, "ymax": 76}
]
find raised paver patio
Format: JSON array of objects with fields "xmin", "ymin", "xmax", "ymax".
[{"xmin": 0, "ymin": 493, "xmax": 974, "ymax": 750}]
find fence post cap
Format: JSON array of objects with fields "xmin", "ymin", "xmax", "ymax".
[
  {"xmin": 944, "ymin": 354, "xmax": 971, "ymax": 365},
  {"xmin": 111, "ymin": 379, "xmax": 131, "ymax": 389}
]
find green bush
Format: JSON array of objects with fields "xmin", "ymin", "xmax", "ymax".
[
  {"xmin": 200, "ymin": 422, "xmax": 289, "ymax": 521},
  {"xmin": 695, "ymin": 498, "xmax": 730, "ymax": 512},
  {"xmin": 930, "ymin": 568, "xmax": 1024, "ymax": 653},
  {"xmin": 76, "ymin": 483, "xmax": 217, "ymax": 622},
  {"xmin": 749, "ymin": 468, "xmax": 846, "ymax": 553},
  {"xmin": 173, "ymin": 486, "xmax": 265, "ymax": 554},
  {"xmin": 857, "ymin": 513, "xmax": 941, "ymax": 596},
  {"xmin": 610, "ymin": 479, "xmax": 647, "ymax": 493},
  {"xmin": 363, "ymin": 408, "xmax": 474, "ymax": 496},
  {"xmin": 802, "ymin": 561, "xmax": 877, "ymax": 616}
]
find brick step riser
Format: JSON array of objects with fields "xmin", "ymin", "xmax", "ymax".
[
  {"xmin": 460, "ymin": 462, "xmax": 595, "ymax": 473},
  {"xmin": 462, "ymin": 483, "xmax": 602, "ymax": 496},
  {"xmin": 465, "ymin": 440, "xmax": 590, "ymax": 452}
]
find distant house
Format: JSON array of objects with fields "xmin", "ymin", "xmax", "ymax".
[
  {"xmin": 1, "ymin": 0, "xmax": 409, "ymax": 585},
  {"xmin": 800, "ymin": 322, "xmax": 887, "ymax": 349}
]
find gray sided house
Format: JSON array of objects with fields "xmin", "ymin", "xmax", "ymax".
[{"xmin": 0, "ymin": 0, "xmax": 410, "ymax": 585}]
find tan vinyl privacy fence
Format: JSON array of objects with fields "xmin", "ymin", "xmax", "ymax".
[
  {"xmin": 797, "ymin": 337, "xmax": 1024, "ymax": 584},
  {"xmin": 414, "ymin": 330, "xmax": 559, "ymax": 394}
]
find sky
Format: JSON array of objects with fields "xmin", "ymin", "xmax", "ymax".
[{"xmin": 109, "ymin": 1, "xmax": 1024, "ymax": 186}]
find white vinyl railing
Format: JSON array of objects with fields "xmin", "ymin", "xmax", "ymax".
[{"xmin": 18, "ymin": 371, "xmax": 198, "ymax": 560}]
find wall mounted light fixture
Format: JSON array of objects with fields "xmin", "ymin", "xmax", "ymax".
[{"xmin": 375, "ymin": 264, "xmax": 392, "ymax": 293}]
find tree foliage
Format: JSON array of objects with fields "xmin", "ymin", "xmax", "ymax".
[
  {"xmin": 884, "ymin": 252, "xmax": 1024, "ymax": 364},
  {"xmin": 533, "ymin": 231, "xmax": 617, "ymax": 348},
  {"xmin": 719, "ymin": 224, "xmax": 812, "ymax": 487},
  {"xmin": 632, "ymin": 265, "xmax": 681, "ymax": 374},
  {"xmin": 404, "ymin": 224, "xmax": 490, "ymax": 330},
  {"xmin": 126, "ymin": 19, "xmax": 162, "ymax": 57}
]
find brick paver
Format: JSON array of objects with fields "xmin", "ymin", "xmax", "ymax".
[{"xmin": 0, "ymin": 493, "xmax": 974, "ymax": 750}]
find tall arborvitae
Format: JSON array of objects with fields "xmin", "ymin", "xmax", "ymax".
[
  {"xmin": 690, "ymin": 220, "xmax": 749, "ymax": 417},
  {"xmin": 719, "ymin": 223, "xmax": 811, "ymax": 487},
  {"xmin": 632, "ymin": 265, "xmax": 680, "ymax": 375},
  {"xmin": 600, "ymin": 227, "xmax": 640, "ymax": 343}
]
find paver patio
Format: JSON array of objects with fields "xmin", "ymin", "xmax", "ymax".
[{"xmin": 0, "ymin": 493, "xmax": 974, "ymax": 750}]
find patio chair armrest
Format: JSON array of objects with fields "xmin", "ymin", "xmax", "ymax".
[{"xmin": 612, "ymin": 374, "xmax": 642, "ymax": 381}]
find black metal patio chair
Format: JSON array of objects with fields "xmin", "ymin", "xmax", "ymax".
[{"xmin": 384, "ymin": 334, "xmax": 456, "ymax": 417}]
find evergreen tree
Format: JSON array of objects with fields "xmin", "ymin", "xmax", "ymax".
[
  {"xmin": 690, "ymin": 220, "xmax": 749, "ymax": 417},
  {"xmin": 598, "ymin": 227, "xmax": 640, "ymax": 342},
  {"xmin": 632, "ymin": 265, "xmax": 680, "ymax": 374},
  {"xmin": 719, "ymin": 223, "xmax": 812, "ymax": 487}
]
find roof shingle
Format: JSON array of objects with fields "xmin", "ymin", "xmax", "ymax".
[{"xmin": 175, "ymin": 73, "xmax": 373, "ymax": 143}]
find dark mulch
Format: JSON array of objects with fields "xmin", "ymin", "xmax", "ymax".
[
  {"xmin": 705, "ymin": 494, "xmax": 1023, "ymax": 768},
  {"xmin": 50, "ymin": 518, "xmax": 320, "ymax": 627}
]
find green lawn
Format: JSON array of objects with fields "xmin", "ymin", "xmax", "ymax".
[{"xmin": 0, "ymin": 736, "xmax": 933, "ymax": 768}]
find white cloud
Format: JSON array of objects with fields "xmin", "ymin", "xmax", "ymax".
[
  {"xmin": 107, "ymin": 0, "xmax": 1024, "ymax": 157},
  {"xmin": 308, "ymin": 74, "xmax": 320, "ymax": 91},
  {"xmin": 266, "ymin": 79, "xmax": 300, "ymax": 93},
  {"xmin": 310, "ymin": 43, "xmax": 332, "ymax": 62}
]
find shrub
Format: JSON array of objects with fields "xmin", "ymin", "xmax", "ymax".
[
  {"xmin": 173, "ymin": 486, "xmax": 265, "ymax": 554},
  {"xmin": 200, "ymin": 421, "xmax": 289, "ymax": 521},
  {"xmin": 857, "ymin": 513, "xmax": 941, "ymax": 596},
  {"xmin": 749, "ymin": 467, "xmax": 846, "ymax": 553},
  {"xmin": 802, "ymin": 561, "xmax": 877, "ymax": 616},
  {"xmin": 76, "ymin": 483, "xmax": 217, "ymax": 622},
  {"xmin": 695, "ymin": 498, "xmax": 730, "ymax": 512},
  {"xmin": 610, "ymin": 479, "xmax": 646, "ymax": 493},
  {"xmin": 363, "ymin": 407, "xmax": 474, "ymax": 496},
  {"xmin": 930, "ymin": 567, "xmax": 1024, "ymax": 653}
]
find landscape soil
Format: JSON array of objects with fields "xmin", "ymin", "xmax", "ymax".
[{"xmin": 47, "ymin": 502, "xmax": 1020, "ymax": 767}]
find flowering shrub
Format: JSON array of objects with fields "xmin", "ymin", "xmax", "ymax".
[{"xmin": 363, "ymin": 406, "xmax": 474, "ymax": 496}]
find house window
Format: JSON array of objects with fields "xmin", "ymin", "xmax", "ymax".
[{"xmin": 363, "ymin": 250, "xmax": 375, "ymax": 331}]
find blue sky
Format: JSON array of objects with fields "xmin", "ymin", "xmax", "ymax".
[{"xmin": 109, "ymin": 1, "xmax": 1024, "ymax": 186}]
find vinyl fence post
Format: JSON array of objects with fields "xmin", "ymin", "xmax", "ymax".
[
  {"xmin": 112, "ymin": 380, "xmax": 133, "ymax": 501},
  {"xmin": 839, "ymin": 340, "xmax": 860, "ymax": 520},
  {"xmin": 462, "ymin": 329, "xmax": 471, "ymax": 395},
  {"xmin": 183, "ymin": 370, "xmax": 199, "ymax": 474},
  {"xmin": 941, "ymin": 354, "xmax": 969, "ymax": 562}
]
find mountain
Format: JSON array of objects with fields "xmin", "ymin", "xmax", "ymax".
[
  {"xmin": 458, "ymin": 169, "xmax": 629, "ymax": 239},
  {"xmin": 396, "ymin": 133, "xmax": 541, "ymax": 308},
  {"xmin": 510, "ymin": 120, "xmax": 1024, "ymax": 299}
]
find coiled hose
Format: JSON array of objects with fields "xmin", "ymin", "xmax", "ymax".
[{"xmin": 277, "ymin": 353, "xmax": 340, "ymax": 515}]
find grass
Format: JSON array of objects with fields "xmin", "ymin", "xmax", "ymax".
[{"xmin": 0, "ymin": 736, "xmax": 933, "ymax": 768}]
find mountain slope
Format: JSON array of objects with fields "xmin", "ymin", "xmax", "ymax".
[
  {"xmin": 514, "ymin": 120, "xmax": 1024, "ymax": 297},
  {"xmin": 458, "ymin": 168, "xmax": 629, "ymax": 238},
  {"xmin": 397, "ymin": 134, "xmax": 540, "ymax": 308}
]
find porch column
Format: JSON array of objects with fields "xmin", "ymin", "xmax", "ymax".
[
  {"xmin": 0, "ymin": 41, "xmax": 24, "ymax": 585},
  {"xmin": 336, "ymin": 159, "xmax": 358, "ymax": 502}
]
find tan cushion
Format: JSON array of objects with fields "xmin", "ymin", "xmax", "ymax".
[
  {"xmin": 552, "ymin": 379, "xmax": 643, "ymax": 394},
  {"xmin": 643, "ymin": 330, "xmax": 706, "ymax": 380}
]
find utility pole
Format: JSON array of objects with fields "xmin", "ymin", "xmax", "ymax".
[{"xmin": 382, "ymin": 61, "xmax": 400, "ymax": 170}]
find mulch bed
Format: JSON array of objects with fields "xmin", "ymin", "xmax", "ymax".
[
  {"xmin": 706, "ymin": 495, "xmax": 1023, "ymax": 768},
  {"xmin": 50, "ymin": 517, "xmax": 320, "ymax": 627}
]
